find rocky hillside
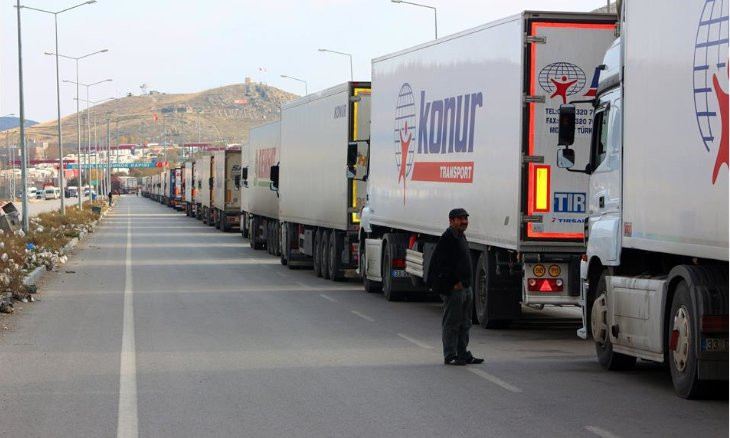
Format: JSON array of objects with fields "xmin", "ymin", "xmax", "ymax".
[{"xmin": 3, "ymin": 82, "xmax": 298, "ymax": 154}]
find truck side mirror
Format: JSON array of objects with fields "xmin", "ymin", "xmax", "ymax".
[
  {"xmin": 557, "ymin": 148, "xmax": 575, "ymax": 169},
  {"xmin": 269, "ymin": 164, "xmax": 279, "ymax": 191},
  {"xmin": 558, "ymin": 104, "xmax": 576, "ymax": 146}
]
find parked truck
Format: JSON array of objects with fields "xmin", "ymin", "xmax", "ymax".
[
  {"xmin": 170, "ymin": 167, "xmax": 183, "ymax": 210},
  {"xmin": 197, "ymin": 155, "xmax": 214, "ymax": 224},
  {"xmin": 555, "ymin": 0, "xmax": 728, "ymax": 398},
  {"xmin": 359, "ymin": 12, "xmax": 617, "ymax": 326},
  {"xmin": 184, "ymin": 161, "xmax": 196, "ymax": 217},
  {"xmin": 242, "ymin": 122, "xmax": 280, "ymax": 252},
  {"xmin": 211, "ymin": 149, "xmax": 241, "ymax": 231},
  {"xmin": 270, "ymin": 81, "xmax": 371, "ymax": 276},
  {"xmin": 162, "ymin": 170, "xmax": 170, "ymax": 206}
]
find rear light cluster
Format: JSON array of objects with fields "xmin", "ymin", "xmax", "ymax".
[
  {"xmin": 701, "ymin": 315, "xmax": 728, "ymax": 333},
  {"xmin": 391, "ymin": 258, "xmax": 406, "ymax": 269},
  {"xmin": 527, "ymin": 278, "xmax": 563, "ymax": 292}
]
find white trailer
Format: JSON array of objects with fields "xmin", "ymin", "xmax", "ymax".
[
  {"xmin": 556, "ymin": 0, "xmax": 728, "ymax": 398},
  {"xmin": 197, "ymin": 155, "xmax": 214, "ymax": 224},
  {"xmin": 211, "ymin": 150, "xmax": 241, "ymax": 231},
  {"xmin": 183, "ymin": 161, "xmax": 196, "ymax": 216},
  {"xmin": 273, "ymin": 81, "xmax": 371, "ymax": 276},
  {"xmin": 242, "ymin": 122, "xmax": 281, "ymax": 252},
  {"xmin": 194, "ymin": 156, "xmax": 208, "ymax": 219},
  {"xmin": 360, "ymin": 12, "xmax": 616, "ymax": 324},
  {"xmin": 162, "ymin": 170, "xmax": 170, "ymax": 205}
]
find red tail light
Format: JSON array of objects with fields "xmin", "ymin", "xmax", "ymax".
[
  {"xmin": 527, "ymin": 278, "xmax": 564, "ymax": 292},
  {"xmin": 701, "ymin": 315, "xmax": 728, "ymax": 333},
  {"xmin": 392, "ymin": 258, "xmax": 406, "ymax": 269}
]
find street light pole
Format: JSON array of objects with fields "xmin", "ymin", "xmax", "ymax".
[
  {"xmin": 280, "ymin": 74, "xmax": 308, "ymax": 95},
  {"xmin": 318, "ymin": 48, "xmax": 353, "ymax": 81},
  {"xmin": 391, "ymin": 0, "xmax": 437, "ymax": 39},
  {"xmin": 52, "ymin": 49, "xmax": 108, "ymax": 209},
  {"xmin": 20, "ymin": 1, "xmax": 97, "ymax": 214},
  {"xmin": 16, "ymin": 0, "xmax": 29, "ymax": 232}
]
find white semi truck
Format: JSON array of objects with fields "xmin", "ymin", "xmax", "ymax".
[
  {"xmin": 242, "ymin": 122, "xmax": 281, "ymax": 253},
  {"xmin": 556, "ymin": 0, "xmax": 728, "ymax": 398},
  {"xmin": 183, "ymin": 160, "xmax": 196, "ymax": 217},
  {"xmin": 197, "ymin": 155, "xmax": 214, "ymax": 224},
  {"xmin": 212, "ymin": 149, "xmax": 241, "ymax": 231},
  {"xmin": 271, "ymin": 81, "xmax": 371, "ymax": 277},
  {"xmin": 360, "ymin": 12, "xmax": 616, "ymax": 326},
  {"xmin": 194, "ymin": 156, "xmax": 208, "ymax": 219}
]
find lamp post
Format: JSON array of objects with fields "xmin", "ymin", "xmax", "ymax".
[
  {"xmin": 73, "ymin": 96, "xmax": 114, "ymax": 199},
  {"xmin": 318, "ymin": 48, "xmax": 353, "ymax": 81},
  {"xmin": 280, "ymin": 74, "xmax": 308, "ymax": 95},
  {"xmin": 19, "ymin": 0, "xmax": 97, "ymax": 214},
  {"xmin": 65, "ymin": 79, "xmax": 112, "ymax": 202},
  {"xmin": 50, "ymin": 48, "xmax": 108, "ymax": 209},
  {"xmin": 391, "ymin": 0, "xmax": 437, "ymax": 39},
  {"xmin": 15, "ymin": 0, "xmax": 29, "ymax": 232}
]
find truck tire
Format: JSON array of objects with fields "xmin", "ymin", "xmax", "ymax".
[
  {"xmin": 360, "ymin": 242, "xmax": 382, "ymax": 293},
  {"xmin": 222, "ymin": 213, "xmax": 230, "ymax": 232},
  {"xmin": 329, "ymin": 230, "xmax": 343, "ymax": 281},
  {"xmin": 473, "ymin": 252, "xmax": 510, "ymax": 329},
  {"xmin": 275, "ymin": 222, "xmax": 282, "ymax": 257},
  {"xmin": 320, "ymin": 230, "xmax": 331, "ymax": 279},
  {"xmin": 282, "ymin": 224, "xmax": 291, "ymax": 267},
  {"xmin": 251, "ymin": 217, "xmax": 265, "ymax": 250},
  {"xmin": 202, "ymin": 207, "xmax": 209, "ymax": 224},
  {"xmin": 382, "ymin": 240, "xmax": 402, "ymax": 301},
  {"xmin": 669, "ymin": 280, "xmax": 708, "ymax": 399},
  {"xmin": 313, "ymin": 229, "xmax": 322, "ymax": 277},
  {"xmin": 592, "ymin": 274, "xmax": 636, "ymax": 371},
  {"xmin": 216, "ymin": 210, "xmax": 222, "ymax": 230}
]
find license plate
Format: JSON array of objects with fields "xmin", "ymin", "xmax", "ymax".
[
  {"xmin": 702, "ymin": 337, "xmax": 729, "ymax": 352},
  {"xmin": 391, "ymin": 269, "xmax": 409, "ymax": 278}
]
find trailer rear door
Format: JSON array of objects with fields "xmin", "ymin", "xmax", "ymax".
[{"xmin": 522, "ymin": 15, "xmax": 616, "ymax": 241}]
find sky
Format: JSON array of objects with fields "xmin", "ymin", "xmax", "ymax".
[{"xmin": 0, "ymin": 0, "xmax": 611, "ymax": 123}]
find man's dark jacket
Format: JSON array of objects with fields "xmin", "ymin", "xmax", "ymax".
[{"xmin": 428, "ymin": 227, "xmax": 472, "ymax": 295}]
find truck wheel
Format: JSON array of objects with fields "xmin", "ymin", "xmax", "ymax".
[
  {"xmin": 313, "ymin": 229, "xmax": 322, "ymax": 277},
  {"xmin": 251, "ymin": 217, "xmax": 265, "ymax": 250},
  {"xmin": 202, "ymin": 207, "xmax": 208, "ymax": 224},
  {"xmin": 382, "ymin": 241, "xmax": 402, "ymax": 301},
  {"xmin": 222, "ymin": 214, "xmax": 230, "ymax": 232},
  {"xmin": 473, "ymin": 252, "xmax": 509, "ymax": 329},
  {"xmin": 275, "ymin": 223, "xmax": 282, "ymax": 256},
  {"xmin": 592, "ymin": 275, "xmax": 636, "ymax": 371},
  {"xmin": 320, "ymin": 230, "xmax": 331, "ymax": 279},
  {"xmin": 329, "ymin": 231, "xmax": 342, "ymax": 281},
  {"xmin": 216, "ymin": 211, "xmax": 222, "ymax": 230},
  {"xmin": 669, "ymin": 280, "xmax": 708, "ymax": 399},
  {"xmin": 265, "ymin": 223, "xmax": 273, "ymax": 255}
]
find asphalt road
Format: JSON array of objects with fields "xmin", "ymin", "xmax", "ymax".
[
  {"xmin": 7, "ymin": 194, "xmax": 98, "ymax": 218},
  {"xmin": 0, "ymin": 196, "xmax": 726, "ymax": 438}
]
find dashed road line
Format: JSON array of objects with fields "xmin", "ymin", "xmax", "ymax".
[
  {"xmin": 397, "ymin": 333, "xmax": 434, "ymax": 349},
  {"xmin": 467, "ymin": 368, "xmax": 522, "ymax": 393},
  {"xmin": 585, "ymin": 426, "xmax": 621, "ymax": 438},
  {"xmin": 319, "ymin": 293, "xmax": 337, "ymax": 302},
  {"xmin": 351, "ymin": 310, "xmax": 375, "ymax": 322}
]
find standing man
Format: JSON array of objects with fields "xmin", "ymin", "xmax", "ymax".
[
  {"xmin": 429, "ymin": 208, "xmax": 484, "ymax": 366},
  {"xmin": 107, "ymin": 190, "xmax": 113, "ymax": 206}
]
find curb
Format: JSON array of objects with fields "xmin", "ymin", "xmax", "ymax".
[{"xmin": 19, "ymin": 205, "xmax": 110, "ymax": 288}]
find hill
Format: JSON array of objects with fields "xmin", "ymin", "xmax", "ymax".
[
  {"xmin": 0, "ymin": 116, "xmax": 38, "ymax": 131},
  {"xmin": 2, "ymin": 82, "xmax": 298, "ymax": 156}
]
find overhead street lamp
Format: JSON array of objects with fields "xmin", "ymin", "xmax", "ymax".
[
  {"xmin": 318, "ymin": 48, "xmax": 353, "ymax": 81},
  {"xmin": 64, "ymin": 78, "xmax": 112, "ymax": 202},
  {"xmin": 74, "ymin": 96, "xmax": 114, "ymax": 198},
  {"xmin": 280, "ymin": 74, "xmax": 308, "ymax": 95},
  {"xmin": 391, "ymin": 0, "xmax": 438, "ymax": 39},
  {"xmin": 18, "ymin": 0, "xmax": 97, "ymax": 215},
  {"xmin": 49, "ymin": 48, "xmax": 108, "ymax": 210}
]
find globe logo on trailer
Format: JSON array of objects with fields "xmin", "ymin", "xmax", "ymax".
[
  {"xmin": 693, "ymin": 0, "xmax": 728, "ymax": 184},
  {"xmin": 538, "ymin": 62, "xmax": 587, "ymax": 104},
  {"xmin": 394, "ymin": 83, "xmax": 417, "ymax": 203}
]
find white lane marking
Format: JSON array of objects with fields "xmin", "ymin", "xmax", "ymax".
[
  {"xmin": 351, "ymin": 310, "xmax": 375, "ymax": 322},
  {"xmin": 319, "ymin": 293, "xmax": 337, "ymax": 302},
  {"xmin": 397, "ymin": 333, "xmax": 433, "ymax": 349},
  {"xmin": 117, "ymin": 207, "xmax": 139, "ymax": 438},
  {"xmin": 585, "ymin": 426, "xmax": 621, "ymax": 438},
  {"xmin": 467, "ymin": 368, "xmax": 522, "ymax": 393}
]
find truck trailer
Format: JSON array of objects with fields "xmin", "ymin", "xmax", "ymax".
[
  {"xmin": 360, "ymin": 11, "xmax": 616, "ymax": 326},
  {"xmin": 211, "ymin": 149, "xmax": 241, "ymax": 231},
  {"xmin": 242, "ymin": 122, "xmax": 281, "ymax": 252},
  {"xmin": 197, "ymin": 155, "xmax": 214, "ymax": 224},
  {"xmin": 194, "ymin": 156, "xmax": 209, "ymax": 220},
  {"xmin": 184, "ymin": 161, "xmax": 196, "ymax": 217},
  {"xmin": 271, "ymin": 81, "xmax": 371, "ymax": 276},
  {"xmin": 170, "ymin": 167, "xmax": 183, "ymax": 210},
  {"xmin": 556, "ymin": 0, "xmax": 728, "ymax": 398}
]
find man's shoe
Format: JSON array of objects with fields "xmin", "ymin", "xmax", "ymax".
[
  {"xmin": 465, "ymin": 356, "xmax": 484, "ymax": 364},
  {"xmin": 444, "ymin": 357, "xmax": 467, "ymax": 366}
]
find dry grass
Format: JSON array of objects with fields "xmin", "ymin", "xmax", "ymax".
[{"xmin": 0, "ymin": 201, "xmax": 107, "ymax": 298}]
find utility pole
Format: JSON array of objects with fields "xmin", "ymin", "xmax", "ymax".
[{"xmin": 106, "ymin": 117, "xmax": 110, "ymax": 196}]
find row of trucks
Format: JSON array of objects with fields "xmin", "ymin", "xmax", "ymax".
[
  {"xmin": 142, "ymin": 149, "xmax": 242, "ymax": 231},
  {"xmin": 148, "ymin": 1, "xmax": 729, "ymax": 399}
]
